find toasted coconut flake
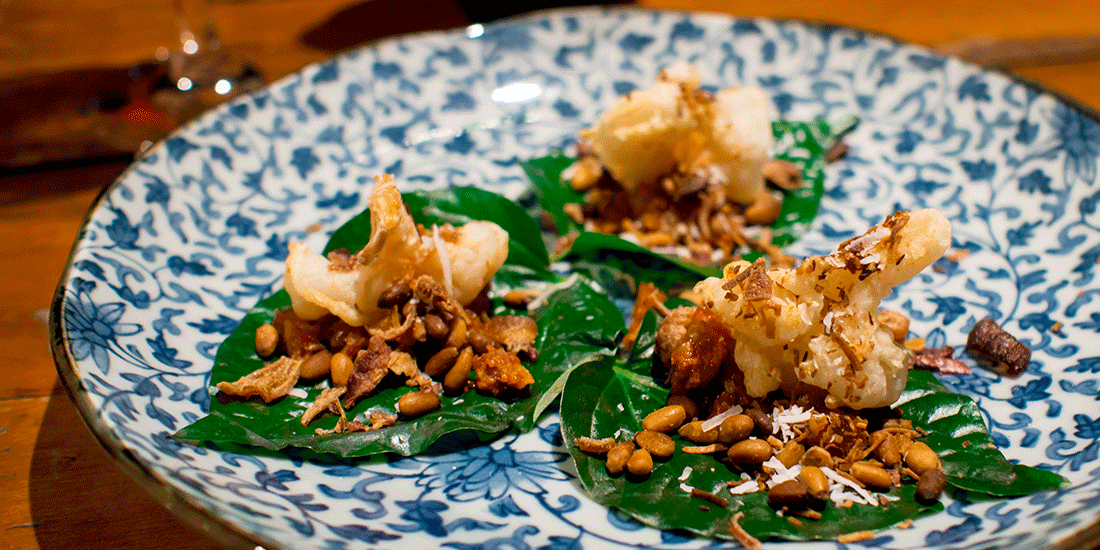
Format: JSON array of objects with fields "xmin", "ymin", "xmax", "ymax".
[
  {"xmin": 837, "ymin": 530, "xmax": 876, "ymax": 543},
  {"xmin": 728, "ymin": 512, "xmax": 762, "ymax": 550},
  {"xmin": 683, "ymin": 443, "xmax": 728, "ymax": 454},
  {"xmin": 216, "ymin": 356, "xmax": 302, "ymax": 403}
]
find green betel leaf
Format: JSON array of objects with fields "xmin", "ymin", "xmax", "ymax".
[
  {"xmin": 175, "ymin": 187, "xmax": 618, "ymax": 457},
  {"xmin": 767, "ymin": 118, "xmax": 835, "ymax": 250},
  {"xmin": 559, "ymin": 311, "xmax": 941, "ymax": 541},
  {"xmin": 895, "ymin": 370, "xmax": 1070, "ymax": 496},
  {"xmin": 566, "ymin": 232, "xmax": 722, "ymax": 297},
  {"xmin": 519, "ymin": 154, "xmax": 583, "ymax": 235},
  {"xmin": 525, "ymin": 119, "xmax": 846, "ymax": 298}
]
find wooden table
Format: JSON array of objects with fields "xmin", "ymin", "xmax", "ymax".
[{"xmin": 3, "ymin": 1, "xmax": 1099, "ymax": 548}]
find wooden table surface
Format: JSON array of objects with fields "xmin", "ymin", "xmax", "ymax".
[{"xmin": 3, "ymin": 1, "xmax": 1099, "ymax": 548}]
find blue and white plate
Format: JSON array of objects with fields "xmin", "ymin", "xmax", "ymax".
[{"xmin": 51, "ymin": 7, "xmax": 1100, "ymax": 549}]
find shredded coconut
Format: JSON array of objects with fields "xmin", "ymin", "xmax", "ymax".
[
  {"xmin": 762, "ymin": 457, "xmax": 802, "ymax": 488},
  {"xmin": 772, "ymin": 404, "xmax": 813, "ymax": 439},
  {"xmin": 822, "ymin": 467, "xmax": 879, "ymax": 507},
  {"xmin": 701, "ymin": 405, "xmax": 744, "ymax": 432},
  {"xmin": 287, "ymin": 387, "xmax": 308, "ymax": 399},
  {"xmin": 728, "ymin": 479, "xmax": 761, "ymax": 495},
  {"xmin": 844, "ymin": 226, "xmax": 891, "ymax": 255},
  {"xmin": 678, "ymin": 467, "xmax": 693, "ymax": 481},
  {"xmin": 527, "ymin": 273, "xmax": 580, "ymax": 311}
]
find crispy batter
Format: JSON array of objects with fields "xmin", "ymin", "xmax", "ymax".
[
  {"xmin": 301, "ymin": 386, "xmax": 347, "ymax": 426},
  {"xmin": 482, "ymin": 315, "xmax": 539, "ymax": 360},
  {"xmin": 368, "ymin": 304, "xmax": 417, "ymax": 340},
  {"xmin": 473, "ymin": 348, "xmax": 534, "ymax": 394},
  {"xmin": 216, "ymin": 356, "xmax": 302, "ymax": 403},
  {"xmin": 387, "ymin": 351, "xmax": 439, "ymax": 393},
  {"xmin": 341, "ymin": 410, "xmax": 400, "ymax": 433},
  {"xmin": 696, "ymin": 209, "xmax": 952, "ymax": 409}
]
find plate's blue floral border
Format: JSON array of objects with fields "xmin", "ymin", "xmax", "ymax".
[{"xmin": 51, "ymin": 7, "xmax": 1100, "ymax": 550}]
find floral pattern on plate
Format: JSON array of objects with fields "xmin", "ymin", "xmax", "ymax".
[{"xmin": 52, "ymin": 7, "xmax": 1100, "ymax": 550}]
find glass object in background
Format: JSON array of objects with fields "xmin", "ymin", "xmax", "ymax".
[{"xmin": 152, "ymin": 0, "xmax": 265, "ymax": 130}]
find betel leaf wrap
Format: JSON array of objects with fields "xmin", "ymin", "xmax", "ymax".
[
  {"xmin": 559, "ymin": 310, "xmax": 1068, "ymax": 541},
  {"xmin": 520, "ymin": 119, "xmax": 848, "ymax": 298},
  {"xmin": 174, "ymin": 187, "xmax": 621, "ymax": 457}
]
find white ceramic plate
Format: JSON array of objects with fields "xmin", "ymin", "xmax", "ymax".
[{"xmin": 52, "ymin": 7, "xmax": 1100, "ymax": 549}]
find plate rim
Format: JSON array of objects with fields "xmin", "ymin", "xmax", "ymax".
[{"xmin": 47, "ymin": 5, "xmax": 1100, "ymax": 549}]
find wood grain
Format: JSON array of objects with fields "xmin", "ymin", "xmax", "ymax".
[{"xmin": 0, "ymin": 392, "xmax": 220, "ymax": 550}]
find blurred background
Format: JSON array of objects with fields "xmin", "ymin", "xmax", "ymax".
[
  {"xmin": 2, "ymin": 0, "xmax": 1099, "ymax": 172},
  {"xmin": 1, "ymin": 2, "xmax": 1099, "ymax": 550}
]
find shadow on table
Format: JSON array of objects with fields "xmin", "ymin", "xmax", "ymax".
[{"xmin": 28, "ymin": 384, "xmax": 220, "ymax": 550}]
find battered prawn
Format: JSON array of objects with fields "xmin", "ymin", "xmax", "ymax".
[
  {"xmin": 695, "ymin": 209, "xmax": 951, "ymax": 409},
  {"xmin": 579, "ymin": 62, "xmax": 776, "ymax": 205},
  {"xmin": 284, "ymin": 175, "xmax": 509, "ymax": 327}
]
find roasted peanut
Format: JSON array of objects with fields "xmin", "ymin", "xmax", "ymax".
[
  {"xmin": 445, "ymin": 317, "xmax": 468, "ymax": 348},
  {"xmin": 800, "ymin": 446, "xmax": 835, "ymax": 468},
  {"xmin": 569, "ymin": 156, "xmax": 603, "ymax": 192},
  {"xmin": 799, "ymin": 466, "xmax": 830, "ymax": 497},
  {"xmin": 905, "ymin": 441, "xmax": 941, "ymax": 476},
  {"xmin": 634, "ymin": 430, "xmax": 676, "ymax": 457},
  {"xmin": 397, "ymin": 391, "xmax": 441, "ymax": 417},
  {"xmin": 444, "ymin": 347, "xmax": 474, "ymax": 393},
  {"xmin": 666, "ymin": 396, "xmax": 699, "ymax": 420},
  {"xmin": 775, "ymin": 441, "xmax": 805, "ymax": 469},
  {"xmin": 329, "ymin": 352, "xmax": 354, "ymax": 386},
  {"xmin": 467, "ymin": 328, "xmax": 499, "ymax": 353},
  {"xmin": 850, "ymin": 461, "xmax": 893, "ymax": 490},
  {"xmin": 300, "ymin": 350, "xmax": 332, "ymax": 380},
  {"xmin": 642, "ymin": 405, "xmax": 687, "ymax": 433},
  {"xmin": 424, "ymin": 347, "xmax": 460, "ymax": 378},
  {"xmin": 627, "ymin": 449, "xmax": 654, "ymax": 476},
  {"xmin": 718, "ymin": 414, "xmax": 755, "ymax": 444},
  {"xmin": 727, "ymin": 438, "xmax": 773, "ymax": 469},
  {"xmin": 878, "ymin": 310, "xmax": 910, "ymax": 342},
  {"xmin": 563, "ymin": 203, "xmax": 585, "ymax": 225},
  {"xmin": 915, "ymin": 468, "xmax": 946, "ymax": 503},
  {"xmin": 424, "ymin": 314, "xmax": 449, "ymax": 340},
  {"xmin": 762, "ymin": 159, "xmax": 803, "ymax": 190},
  {"xmin": 502, "ymin": 290, "xmax": 534, "ymax": 309},
  {"xmin": 744, "ymin": 190, "xmax": 782, "ymax": 226},
  {"xmin": 679, "ymin": 421, "xmax": 720, "ymax": 445},
  {"xmin": 767, "ymin": 479, "xmax": 812, "ymax": 510},
  {"xmin": 377, "ymin": 280, "xmax": 413, "ymax": 308},
  {"xmin": 606, "ymin": 441, "xmax": 634, "ymax": 475},
  {"xmin": 255, "ymin": 323, "xmax": 278, "ymax": 357}
]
